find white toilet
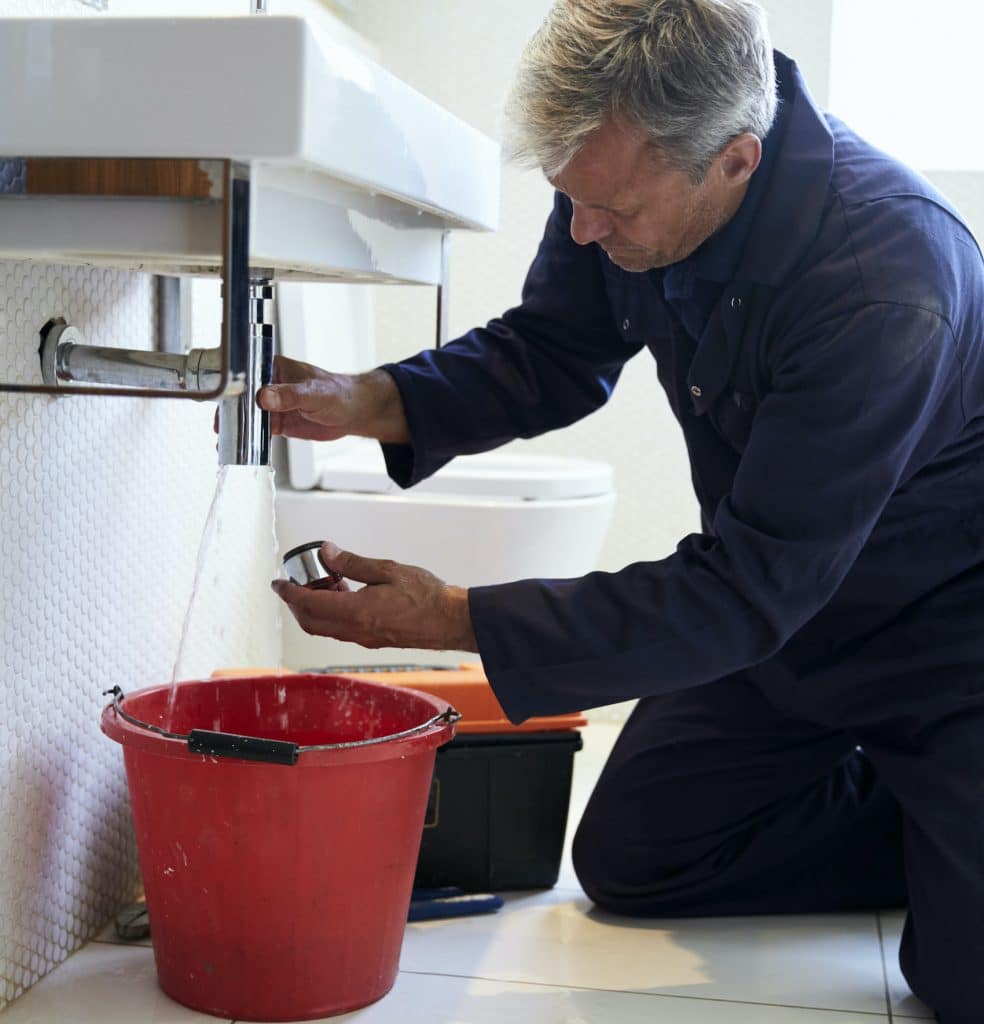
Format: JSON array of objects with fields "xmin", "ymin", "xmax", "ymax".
[{"xmin": 274, "ymin": 282, "xmax": 616, "ymax": 669}]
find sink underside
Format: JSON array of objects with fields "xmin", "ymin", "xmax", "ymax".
[{"xmin": 0, "ymin": 17, "xmax": 500, "ymax": 284}]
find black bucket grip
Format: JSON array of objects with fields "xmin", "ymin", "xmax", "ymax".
[{"xmin": 188, "ymin": 729, "xmax": 300, "ymax": 766}]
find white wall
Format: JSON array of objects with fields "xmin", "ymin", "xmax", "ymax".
[
  {"xmin": 828, "ymin": 0, "xmax": 984, "ymax": 244},
  {"xmin": 830, "ymin": 0, "xmax": 984, "ymax": 172},
  {"xmin": 0, "ymin": 0, "xmax": 282, "ymax": 1010}
]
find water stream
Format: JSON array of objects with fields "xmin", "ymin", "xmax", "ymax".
[
  {"xmin": 268, "ymin": 465, "xmax": 286, "ymax": 668},
  {"xmin": 163, "ymin": 464, "xmax": 285, "ymax": 732}
]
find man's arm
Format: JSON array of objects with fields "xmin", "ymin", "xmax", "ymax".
[
  {"xmin": 262, "ymin": 192, "xmax": 643, "ymax": 485},
  {"xmin": 272, "ymin": 542, "xmax": 477, "ymax": 653},
  {"xmin": 470, "ymin": 302, "xmax": 965, "ymax": 722},
  {"xmin": 258, "ymin": 359, "xmax": 409, "ymax": 444},
  {"xmin": 380, "ymin": 190, "xmax": 643, "ymax": 487}
]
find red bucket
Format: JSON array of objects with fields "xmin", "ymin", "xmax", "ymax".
[{"xmin": 101, "ymin": 673, "xmax": 457, "ymax": 1021}]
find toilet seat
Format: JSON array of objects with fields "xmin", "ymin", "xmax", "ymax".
[{"xmin": 287, "ymin": 435, "xmax": 613, "ymax": 501}]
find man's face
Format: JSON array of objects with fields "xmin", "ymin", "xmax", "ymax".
[{"xmin": 549, "ymin": 120, "xmax": 744, "ymax": 273}]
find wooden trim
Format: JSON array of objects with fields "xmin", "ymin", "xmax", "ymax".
[{"xmin": 24, "ymin": 159, "xmax": 217, "ymax": 199}]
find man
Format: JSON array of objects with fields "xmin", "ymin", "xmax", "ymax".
[{"xmin": 262, "ymin": 2, "xmax": 984, "ymax": 1019}]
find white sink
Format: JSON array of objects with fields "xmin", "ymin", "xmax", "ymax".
[{"xmin": 0, "ymin": 16, "xmax": 500, "ymax": 283}]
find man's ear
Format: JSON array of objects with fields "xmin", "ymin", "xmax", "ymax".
[{"xmin": 719, "ymin": 132, "xmax": 762, "ymax": 186}]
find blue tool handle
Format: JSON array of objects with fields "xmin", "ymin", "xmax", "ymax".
[
  {"xmin": 407, "ymin": 893, "xmax": 504, "ymax": 922},
  {"xmin": 410, "ymin": 887, "xmax": 463, "ymax": 901}
]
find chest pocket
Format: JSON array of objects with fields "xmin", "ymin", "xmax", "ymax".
[{"xmin": 708, "ymin": 389, "xmax": 758, "ymax": 454}]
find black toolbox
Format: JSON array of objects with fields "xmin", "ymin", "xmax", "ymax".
[
  {"xmin": 344, "ymin": 664, "xmax": 587, "ymax": 893},
  {"xmin": 417, "ymin": 729, "xmax": 583, "ymax": 891}
]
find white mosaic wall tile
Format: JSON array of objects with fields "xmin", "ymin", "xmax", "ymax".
[
  {"xmin": 0, "ymin": 2, "xmax": 283, "ymax": 1003},
  {"xmin": 0, "ymin": 254, "xmax": 283, "ymax": 1010}
]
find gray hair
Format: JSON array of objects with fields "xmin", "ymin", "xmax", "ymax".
[{"xmin": 503, "ymin": 0, "xmax": 778, "ymax": 181}]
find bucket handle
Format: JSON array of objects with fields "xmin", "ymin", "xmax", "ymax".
[{"xmin": 103, "ymin": 686, "xmax": 461, "ymax": 767}]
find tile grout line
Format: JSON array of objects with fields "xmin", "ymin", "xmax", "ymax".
[
  {"xmin": 397, "ymin": 968, "xmax": 890, "ymax": 1017},
  {"xmin": 876, "ymin": 910, "xmax": 895, "ymax": 1024}
]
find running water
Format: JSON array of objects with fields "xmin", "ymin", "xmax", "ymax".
[
  {"xmin": 163, "ymin": 464, "xmax": 286, "ymax": 732},
  {"xmin": 268, "ymin": 464, "xmax": 287, "ymax": 674},
  {"xmin": 164, "ymin": 466, "xmax": 232, "ymax": 730}
]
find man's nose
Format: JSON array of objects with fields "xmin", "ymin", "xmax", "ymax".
[{"xmin": 569, "ymin": 204, "xmax": 612, "ymax": 246}]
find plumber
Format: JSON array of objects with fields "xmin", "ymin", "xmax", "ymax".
[{"xmin": 263, "ymin": 2, "xmax": 984, "ymax": 1020}]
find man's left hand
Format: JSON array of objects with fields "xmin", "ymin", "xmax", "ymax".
[{"xmin": 272, "ymin": 541, "xmax": 478, "ymax": 652}]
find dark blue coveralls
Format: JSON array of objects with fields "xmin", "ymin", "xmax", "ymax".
[{"xmin": 382, "ymin": 53, "xmax": 984, "ymax": 1022}]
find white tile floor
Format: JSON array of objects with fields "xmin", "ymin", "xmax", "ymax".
[{"xmin": 1, "ymin": 724, "xmax": 935, "ymax": 1023}]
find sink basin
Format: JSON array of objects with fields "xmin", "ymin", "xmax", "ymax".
[{"xmin": 0, "ymin": 16, "xmax": 500, "ymax": 283}]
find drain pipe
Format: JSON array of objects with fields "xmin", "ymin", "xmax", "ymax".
[
  {"xmin": 40, "ymin": 277, "xmax": 274, "ymax": 467},
  {"xmin": 36, "ymin": 161, "xmax": 274, "ymax": 468},
  {"xmin": 218, "ymin": 278, "xmax": 275, "ymax": 466}
]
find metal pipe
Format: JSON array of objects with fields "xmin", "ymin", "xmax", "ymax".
[
  {"xmin": 435, "ymin": 230, "xmax": 451, "ymax": 349},
  {"xmin": 57, "ymin": 343, "xmax": 189, "ymax": 389},
  {"xmin": 45, "ymin": 307, "xmax": 270, "ymax": 466},
  {"xmin": 217, "ymin": 279, "xmax": 274, "ymax": 466},
  {"xmin": 215, "ymin": 160, "xmax": 272, "ymax": 467},
  {"xmin": 47, "ymin": 332, "xmax": 225, "ymax": 393},
  {"xmin": 32, "ymin": 161, "xmax": 271, "ymax": 465},
  {"xmin": 39, "ymin": 162, "xmax": 270, "ymax": 466},
  {"xmin": 156, "ymin": 275, "xmax": 184, "ymax": 355}
]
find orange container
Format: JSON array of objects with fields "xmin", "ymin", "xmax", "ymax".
[
  {"xmin": 214, "ymin": 663, "xmax": 586, "ymax": 734},
  {"xmin": 340, "ymin": 664, "xmax": 586, "ymax": 892},
  {"xmin": 342, "ymin": 663, "xmax": 588, "ymax": 735}
]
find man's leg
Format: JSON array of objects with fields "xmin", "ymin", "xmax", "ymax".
[
  {"xmin": 573, "ymin": 671, "xmax": 907, "ymax": 917},
  {"xmin": 855, "ymin": 700, "xmax": 984, "ymax": 1024}
]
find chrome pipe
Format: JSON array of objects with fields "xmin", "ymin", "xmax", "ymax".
[
  {"xmin": 52, "ymin": 341, "xmax": 227, "ymax": 393},
  {"xmin": 42, "ymin": 320, "xmax": 228, "ymax": 394},
  {"xmin": 217, "ymin": 278, "xmax": 274, "ymax": 466},
  {"xmin": 215, "ymin": 160, "xmax": 272, "ymax": 467},
  {"xmin": 435, "ymin": 230, "xmax": 451, "ymax": 349},
  {"xmin": 32, "ymin": 160, "xmax": 270, "ymax": 466}
]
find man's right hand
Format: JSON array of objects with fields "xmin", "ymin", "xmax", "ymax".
[{"xmin": 256, "ymin": 356, "xmax": 411, "ymax": 444}]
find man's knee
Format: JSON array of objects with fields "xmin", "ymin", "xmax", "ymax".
[{"xmin": 571, "ymin": 793, "xmax": 708, "ymax": 915}]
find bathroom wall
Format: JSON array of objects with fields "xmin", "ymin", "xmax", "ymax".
[
  {"xmin": 828, "ymin": 0, "xmax": 984, "ymax": 246},
  {"xmin": 0, "ymin": 1, "xmax": 283, "ymax": 1010}
]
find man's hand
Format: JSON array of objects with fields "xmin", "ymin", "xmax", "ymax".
[
  {"xmin": 256, "ymin": 356, "xmax": 410, "ymax": 444},
  {"xmin": 271, "ymin": 541, "xmax": 478, "ymax": 652}
]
